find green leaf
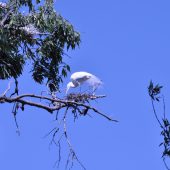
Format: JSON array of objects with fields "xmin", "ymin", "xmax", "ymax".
[{"xmin": 0, "ymin": 0, "xmax": 81, "ymax": 91}]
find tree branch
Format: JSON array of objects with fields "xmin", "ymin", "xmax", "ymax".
[
  {"xmin": 0, "ymin": 92, "xmax": 117, "ymax": 122},
  {"xmin": 0, "ymin": 84, "xmax": 118, "ymax": 169},
  {"xmin": 63, "ymin": 107, "xmax": 86, "ymax": 170},
  {"xmin": 2, "ymin": 81, "xmax": 12, "ymax": 96}
]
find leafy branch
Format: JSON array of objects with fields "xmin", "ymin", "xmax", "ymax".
[
  {"xmin": 148, "ymin": 81, "xmax": 170, "ymax": 170},
  {"xmin": 0, "ymin": 0, "xmax": 80, "ymax": 92}
]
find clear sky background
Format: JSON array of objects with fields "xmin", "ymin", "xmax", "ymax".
[{"xmin": 1, "ymin": 0, "xmax": 170, "ymax": 169}]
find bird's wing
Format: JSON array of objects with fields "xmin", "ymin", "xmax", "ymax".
[
  {"xmin": 71, "ymin": 72, "xmax": 92, "ymax": 83},
  {"xmin": 86, "ymin": 75, "xmax": 102, "ymax": 87},
  {"xmin": 77, "ymin": 75, "xmax": 91, "ymax": 82}
]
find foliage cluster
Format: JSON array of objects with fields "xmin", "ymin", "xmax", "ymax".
[
  {"xmin": 148, "ymin": 81, "xmax": 170, "ymax": 169},
  {"xmin": 0, "ymin": 0, "xmax": 80, "ymax": 91}
]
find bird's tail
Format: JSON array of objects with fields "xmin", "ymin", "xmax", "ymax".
[{"xmin": 86, "ymin": 75, "xmax": 103, "ymax": 88}]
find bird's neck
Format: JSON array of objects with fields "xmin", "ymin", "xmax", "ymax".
[{"xmin": 72, "ymin": 81, "xmax": 79, "ymax": 87}]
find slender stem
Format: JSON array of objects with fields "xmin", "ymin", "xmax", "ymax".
[
  {"xmin": 163, "ymin": 158, "xmax": 170, "ymax": 170},
  {"xmin": 162, "ymin": 95, "xmax": 166, "ymax": 120},
  {"xmin": 63, "ymin": 107, "xmax": 86, "ymax": 170},
  {"xmin": 151, "ymin": 99, "xmax": 163, "ymax": 128}
]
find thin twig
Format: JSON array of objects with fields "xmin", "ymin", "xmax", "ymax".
[
  {"xmin": 63, "ymin": 107, "xmax": 86, "ymax": 170},
  {"xmin": 2, "ymin": 81, "xmax": 12, "ymax": 96},
  {"xmin": 43, "ymin": 127, "xmax": 59, "ymax": 139},
  {"xmin": 0, "ymin": 8, "xmax": 13, "ymax": 26},
  {"xmin": 12, "ymin": 102, "xmax": 20, "ymax": 135},
  {"xmin": 162, "ymin": 95, "xmax": 166, "ymax": 120},
  {"xmin": 151, "ymin": 99, "xmax": 163, "ymax": 128},
  {"xmin": 163, "ymin": 158, "xmax": 170, "ymax": 170}
]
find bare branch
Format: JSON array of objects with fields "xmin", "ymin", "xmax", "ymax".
[
  {"xmin": 0, "ymin": 96, "xmax": 54, "ymax": 113},
  {"xmin": 163, "ymin": 95, "xmax": 166, "ymax": 120},
  {"xmin": 0, "ymin": 8, "xmax": 13, "ymax": 27},
  {"xmin": 2, "ymin": 81, "xmax": 12, "ymax": 96},
  {"xmin": 0, "ymin": 82, "xmax": 118, "ymax": 170},
  {"xmin": 163, "ymin": 158, "xmax": 170, "ymax": 170},
  {"xmin": 0, "ymin": 93, "xmax": 117, "ymax": 122},
  {"xmin": 63, "ymin": 107, "xmax": 86, "ymax": 170},
  {"xmin": 150, "ymin": 99, "xmax": 163, "ymax": 128}
]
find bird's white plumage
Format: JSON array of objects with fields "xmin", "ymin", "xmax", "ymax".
[
  {"xmin": 66, "ymin": 71, "xmax": 102, "ymax": 94},
  {"xmin": 0, "ymin": 2, "xmax": 7, "ymax": 8}
]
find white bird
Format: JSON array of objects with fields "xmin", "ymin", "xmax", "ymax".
[
  {"xmin": 66, "ymin": 71, "xmax": 102, "ymax": 94},
  {"xmin": 20, "ymin": 24, "xmax": 41, "ymax": 35},
  {"xmin": 0, "ymin": 2, "xmax": 7, "ymax": 8}
]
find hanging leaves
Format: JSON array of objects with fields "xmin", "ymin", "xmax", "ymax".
[{"xmin": 0, "ymin": 0, "xmax": 81, "ymax": 91}]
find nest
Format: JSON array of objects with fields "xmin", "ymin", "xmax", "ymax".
[{"xmin": 66, "ymin": 93, "xmax": 95, "ymax": 103}]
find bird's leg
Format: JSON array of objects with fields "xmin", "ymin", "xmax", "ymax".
[
  {"xmin": 79, "ymin": 86, "xmax": 82, "ymax": 93},
  {"xmin": 81, "ymin": 88, "xmax": 89, "ymax": 95},
  {"xmin": 82, "ymin": 86, "xmax": 91, "ymax": 94},
  {"xmin": 92, "ymin": 87, "xmax": 97, "ymax": 95}
]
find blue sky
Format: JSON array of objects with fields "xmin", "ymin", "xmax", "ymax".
[{"xmin": 1, "ymin": 0, "xmax": 170, "ymax": 169}]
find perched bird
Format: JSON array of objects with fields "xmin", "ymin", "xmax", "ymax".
[
  {"xmin": 20, "ymin": 24, "xmax": 41, "ymax": 35},
  {"xmin": 0, "ymin": 2, "xmax": 7, "ymax": 8},
  {"xmin": 66, "ymin": 71, "xmax": 102, "ymax": 94}
]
